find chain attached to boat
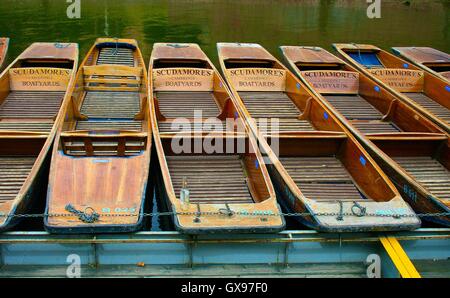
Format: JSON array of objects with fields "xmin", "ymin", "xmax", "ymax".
[
  {"xmin": 65, "ymin": 204, "xmax": 100, "ymax": 223},
  {"xmin": 351, "ymin": 201, "xmax": 367, "ymax": 217},
  {"xmin": 218, "ymin": 204, "xmax": 235, "ymax": 217},
  {"xmin": 2, "ymin": 211, "xmax": 450, "ymax": 219},
  {"xmin": 193, "ymin": 204, "xmax": 201, "ymax": 223},
  {"xmin": 336, "ymin": 201, "xmax": 344, "ymax": 221}
]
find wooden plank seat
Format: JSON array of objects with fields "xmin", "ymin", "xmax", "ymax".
[
  {"xmin": 324, "ymin": 94, "xmax": 400, "ymax": 134},
  {"xmin": 97, "ymin": 47, "xmax": 135, "ymax": 66},
  {"xmin": 61, "ymin": 131, "xmax": 147, "ymax": 156},
  {"xmin": 166, "ymin": 155, "xmax": 253, "ymax": 204},
  {"xmin": 76, "ymin": 120, "xmax": 142, "ymax": 131},
  {"xmin": 403, "ymin": 93, "xmax": 450, "ymax": 123},
  {"xmin": 80, "ymin": 91, "xmax": 140, "ymax": 119},
  {"xmin": 238, "ymin": 91, "xmax": 316, "ymax": 132},
  {"xmin": 0, "ymin": 121, "xmax": 54, "ymax": 133},
  {"xmin": 83, "ymin": 65, "xmax": 143, "ymax": 91},
  {"xmin": 393, "ymin": 156, "xmax": 450, "ymax": 200},
  {"xmin": 0, "ymin": 156, "xmax": 36, "ymax": 202},
  {"xmin": 279, "ymin": 156, "xmax": 369, "ymax": 202},
  {"xmin": 0, "ymin": 91, "xmax": 65, "ymax": 118},
  {"xmin": 156, "ymin": 91, "xmax": 220, "ymax": 119}
]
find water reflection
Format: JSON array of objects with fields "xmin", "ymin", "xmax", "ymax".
[{"xmin": 0, "ymin": 0, "xmax": 447, "ymax": 66}]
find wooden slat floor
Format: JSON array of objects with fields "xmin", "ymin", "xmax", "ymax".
[
  {"xmin": 156, "ymin": 91, "xmax": 220, "ymax": 119},
  {"xmin": 158, "ymin": 121, "xmax": 229, "ymax": 133},
  {"xmin": 97, "ymin": 47, "xmax": 135, "ymax": 66},
  {"xmin": 238, "ymin": 91, "xmax": 316, "ymax": 132},
  {"xmin": 279, "ymin": 156, "xmax": 368, "ymax": 202},
  {"xmin": 324, "ymin": 94, "xmax": 400, "ymax": 134},
  {"xmin": 403, "ymin": 93, "xmax": 450, "ymax": 123},
  {"xmin": 0, "ymin": 156, "xmax": 36, "ymax": 202},
  {"xmin": 0, "ymin": 91, "xmax": 64, "ymax": 119},
  {"xmin": 393, "ymin": 156, "xmax": 450, "ymax": 201},
  {"xmin": 0, "ymin": 122, "xmax": 53, "ymax": 133},
  {"xmin": 80, "ymin": 91, "xmax": 140, "ymax": 119},
  {"xmin": 166, "ymin": 155, "xmax": 253, "ymax": 204}
]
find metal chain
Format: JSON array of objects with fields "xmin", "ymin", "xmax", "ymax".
[{"xmin": 0, "ymin": 211, "xmax": 449, "ymax": 219}]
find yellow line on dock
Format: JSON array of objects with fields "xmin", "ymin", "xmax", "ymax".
[{"xmin": 380, "ymin": 236, "xmax": 421, "ymax": 278}]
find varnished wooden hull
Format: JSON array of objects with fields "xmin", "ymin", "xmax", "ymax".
[
  {"xmin": 0, "ymin": 43, "xmax": 79, "ymax": 232},
  {"xmin": 217, "ymin": 42, "xmax": 420, "ymax": 232},
  {"xmin": 281, "ymin": 45, "xmax": 450, "ymax": 227},
  {"xmin": 333, "ymin": 43, "xmax": 450, "ymax": 134},
  {"xmin": 0, "ymin": 38, "xmax": 9, "ymax": 72},
  {"xmin": 45, "ymin": 38, "xmax": 151, "ymax": 233},
  {"xmin": 149, "ymin": 43, "xmax": 284, "ymax": 234}
]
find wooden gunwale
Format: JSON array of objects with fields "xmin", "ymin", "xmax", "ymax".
[
  {"xmin": 218, "ymin": 42, "xmax": 420, "ymax": 232},
  {"xmin": 0, "ymin": 42, "xmax": 78, "ymax": 231},
  {"xmin": 149, "ymin": 43, "xmax": 284, "ymax": 234},
  {"xmin": 333, "ymin": 43, "xmax": 450, "ymax": 134},
  {"xmin": 281, "ymin": 45, "xmax": 450, "ymax": 226},
  {"xmin": 45, "ymin": 38, "xmax": 151, "ymax": 233},
  {"xmin": 0, "ymin": 38, "xmax": 9, "ymax": 72}
]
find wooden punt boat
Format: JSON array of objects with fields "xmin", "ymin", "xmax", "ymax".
[
  {"xmin": 0, "ymin": 42, "xmax": 78, "ymax": 231},
  {"xmin": 333, "ymin": 44, "xmax": 450, "ymax": 134},
  {"xmin": 149, "ymin": 43, "xmax": 284, "ymax": 234},
  {"xmin": 392, "ymin": 47, "xmax": 450, "ymax": 82},
  {"xmin": 45, "ymin": 38, "xmax": 151, "ymax": 233},
  {"xmin": 280, "ymin": 46, "xmax": 450, "ymax": 226},
  {"xmin": 217, "ymin": 42, "xmax": 420, "ymax": 232}
]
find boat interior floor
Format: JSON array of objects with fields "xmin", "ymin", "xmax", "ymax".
[
  {"xmin": 97, "ymin": 47, "xmax": 135, "ymax": 66},
  {"xmin": 279, "ymin": 156, "xmax": 370, "ymax": 202},
  {"xmin": 0, "ymin": 91, "xmax": 65, "ymax": 133},
  {"xmin": 0, "ymin": 156, "xmax": 36, "ymax": 202},
  {"xmin": 76, "ymin": 91, "xmax": 141, "ymax": 131},
  {"xmin": 155, "ymin": 91, "xmax": 230, "ymax": 133},
  {"xmin": 393, "ymin": 156, "xmax": 450, "ymax": 202},
  {"xmin": 324, "ymin": 94, "xmax": 400, "ymax": 134},
  {"xmin": 402, "ymin": 92, "xmax": 450, "ymax": 123},
  {"xmin": 166, "ymin": 155, "xmax": 253, "ymax": 204},
  {"xmin": 238, "ymin": 91, "xmax": 316, "ymax": 132}
]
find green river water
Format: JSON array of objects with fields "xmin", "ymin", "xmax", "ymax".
[{"xmin": 0, "ymin": 0, "xmax": 448, "ymax": 66}]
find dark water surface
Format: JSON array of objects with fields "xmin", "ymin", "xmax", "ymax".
[{"xmin": 0, "ymin": 0, "xmax": 448, "ymax": 66}]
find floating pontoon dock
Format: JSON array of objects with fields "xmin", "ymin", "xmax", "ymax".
[{"xmin": 0, "ymin": 229, "xmax": 449, "ymax": 277}]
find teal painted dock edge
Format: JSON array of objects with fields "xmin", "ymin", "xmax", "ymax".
[{"xmin": 0, "ymin": 229, "xmax": 449, "ymax": 277}]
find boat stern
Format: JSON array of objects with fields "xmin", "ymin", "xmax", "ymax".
[
  {"xmin": 304, "ymin": 197, "xmax": 421, "ymax": 232},
  {"xmin": 171, "ymin": 199, "xmax": 285, "ymax": 234},
  {"xmin": 45, "ymin": 151, "xmax": 149, "ymax": 233}
]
